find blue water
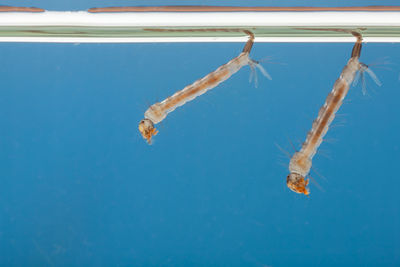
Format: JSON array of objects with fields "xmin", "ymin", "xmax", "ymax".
[{"xmin": 1, "ymin": 1, "xmax": 400, "ymax": 266}]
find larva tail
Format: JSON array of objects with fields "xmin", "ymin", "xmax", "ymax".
[
  {"xmin": 354, "ymin": 63, "xmax": 382, "ymax": 95},
  {"xmin": 248, "ymin": 59, "xmax": 272, "ymax": 87}
]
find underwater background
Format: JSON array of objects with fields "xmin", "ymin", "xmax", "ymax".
[{"xmin": 0, "ymin": 0, "xmax": 400, "ymax": 266}]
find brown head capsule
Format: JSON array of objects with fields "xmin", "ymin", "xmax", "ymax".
[
  {"xmin": 138, "ymin": 119, "xmax": 158, "ymax": 144},
  {"xmin": 287, "ymin": 173, "xmax": 309, "ymax": 195}
]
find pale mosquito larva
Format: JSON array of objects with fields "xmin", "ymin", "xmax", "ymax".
[
  {"xmin": 287, "ymin": 31, "xmax": 381, "ymax": 195},
  {"xmin": 139, "ymin": 30, "xmax": 271, "ymax": 144}
]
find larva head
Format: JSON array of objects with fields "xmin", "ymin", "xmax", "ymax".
[
  {"xmin": 138, "ymin": 119, "xmax": 158, "ymax": 144},
  {"xmin": 287, "ymin": 173, "xmax": 309, "ymax": 195}
]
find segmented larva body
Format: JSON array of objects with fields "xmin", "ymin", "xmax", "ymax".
[
  {"xmin": 144, "ymin": 52, "xmax": 251, "ymax": 124},
  {"xmin": 287, "ymin": 33, "xmax": 364, "ymax": 195},
  {"xmin": 139, "ymin": 30, "xmax": 269, "ymax": 144}
]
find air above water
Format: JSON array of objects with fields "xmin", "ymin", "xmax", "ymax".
[{"xmin": 0, "ymin": 0, "xmax": 399, "ymax": 266}]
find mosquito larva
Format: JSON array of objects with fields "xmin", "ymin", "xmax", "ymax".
[
  {"xmin": 287, "ymin": 31, "xmax": 380, "ymax": 195},
  {"xmin": 139, "ymin": 30, "xmax": 270, "ymax": 144}
]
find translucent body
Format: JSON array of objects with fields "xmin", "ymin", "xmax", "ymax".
[
  {"xmin": 144, "ymin": 52, "xmax": 251, "ymax": 124},
  {"xmin": 287, "ymin": 33, "xmax": 365, "ymax": 195},
  {"xmin": 139, "ymin": 31, "xmax": 270, "ymax": 144}
]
